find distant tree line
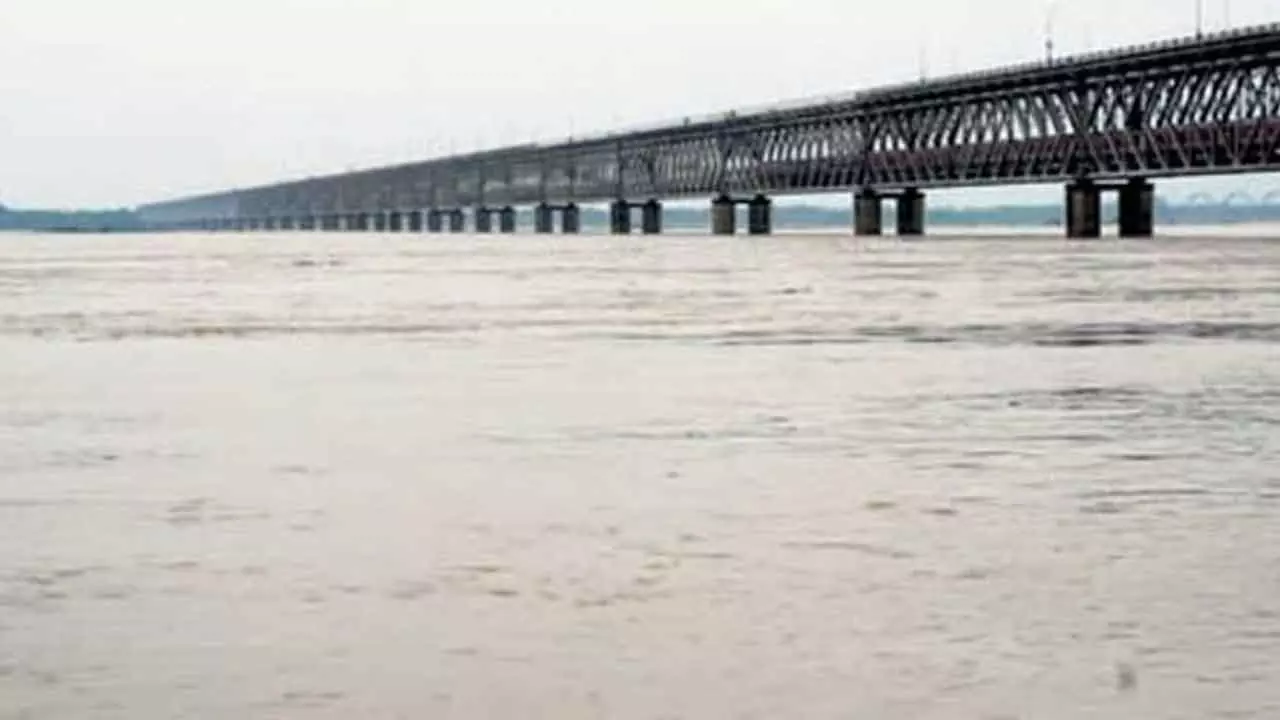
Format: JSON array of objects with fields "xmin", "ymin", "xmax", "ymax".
[{"xmin": 0, "ymin": 206, "xmax": 145, "ymax": 232}]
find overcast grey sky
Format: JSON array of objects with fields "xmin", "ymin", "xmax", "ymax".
[{"xmin": 0, "ymin": 0, "xmax": 1275, "ymax": 209}]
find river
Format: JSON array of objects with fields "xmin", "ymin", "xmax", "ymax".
[{"xmin": 2, "ymin": 229, "xmax": 1278, "ymax": 718}]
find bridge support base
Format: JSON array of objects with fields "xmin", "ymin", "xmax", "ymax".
[
  {"xmin": 610, "ymin": 201, "xmax": 632, "ymax": 234},
  {"xmin": 475, "ymin": 208, "xmax": 493, "ymax": 233},
  {"xmin": 855, "ymin": 190, "xmax": 882, "ymax": 236},
  {"xmin": 562, "ymin": 204, "xmax": 581, "ymax": 234},
  {"xmin": 897, "ymin": 188, "xmax": 925, "ymax": 236},
  {"xmin": 1119, "ymin": 179, "xmax": 1154, "ymax": 238},
  {"xmin": 1066, "ymin": 181, "xmax": 1102, "ymax": 238},
  {"xmin": 748, "ymin": 195, "xmax": 772, "ymax": 235},
  {"xmin": 642, "ymin": 200, "xmax": 663, "ymax": 235},
  {"xmin": 711, "ymin": 195, "xmax": 736, "ymax": 235},
  {"xmin": 535, "ymin": 204, "xmax": 554, "ymax": 234},
  {"xmin": 407, "ymin": 211, "xmax": 423, "ymax": 232},
  {"xmin": 499, "ymin": 206, "xmax": 516, "ymax": 233},
  {"xmin": 448, "ymin": 209, "xmax": 465, "ymax": 233}
]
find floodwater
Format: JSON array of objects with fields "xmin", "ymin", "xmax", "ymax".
[{"xmin": 1, "ymin": 229, "xmax": 1279, "ymax": 719}]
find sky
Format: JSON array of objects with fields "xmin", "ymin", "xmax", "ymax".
[{"xmin": 0, "ymin": 0, "xmax": 1275, "ymax": 209}]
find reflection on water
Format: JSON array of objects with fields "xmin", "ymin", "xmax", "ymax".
[{"xmin": 1, "ymin": 230, "xmax": 1278, "ymax": 719}]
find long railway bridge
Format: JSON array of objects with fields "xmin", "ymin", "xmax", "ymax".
[{"xmin": 138, "ymin": 24, "xmax": 1280, "ymax": 238}]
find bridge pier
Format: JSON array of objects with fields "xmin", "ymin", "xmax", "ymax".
[
  {"xmin": 610, "ymin": 201, "xmax": 632, "ymax": 234},
  {"xmin": 448, "ymin": 209, "xmax": 466, "ymax": 233},
  {"xmin": 642, "ymin": 200, "xmax": 663, "ymax": 235},
  {"xmin": 711, "ymin": 194, "xmax": 736, "ymax": 235},
  {"xmin": 562, "ymin": 203, "xmax": 581, "ymax": 234},
  {"xmin": 475, "ymin": 207, "xmax": 493, "ymax": 233},
  {"xmin": 855, "ymin": 190, "xmax": 882, "ymax": 236},
  {"xmin": 748, "ymin": 194, "xmax": 772, "ymax": 235},
  {"xmin": 407, "ymin": 210, "xmax": 423, "ymax": 232},
  {"xmin": 897, "ymin": 188, "xmax": 925, "ymax": 236},
  {"xmin": 535, "ymin": 203, "xmax": 555, "ymax": 234},
  {"xmin": 1065, "ymin": 180, "xmax": 1102, "ymax": 238},
  {"xmin": 499, "ymin": 206, "xmax": 517, "ymax": 233},
  {"xmin": 1119, "ymin": 178, "xmax": 1154, "ymax": 238}
]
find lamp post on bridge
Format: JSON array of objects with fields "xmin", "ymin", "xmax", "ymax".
[{"xmin": 1044, "ymin": 0, "xmax": 1062, "ymax": 62}]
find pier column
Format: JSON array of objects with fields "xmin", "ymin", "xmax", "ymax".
[
  {"xmin": 499, "ymin": 206, "xmax": 517, "ymax": 233},
  {"xmin": 748, "ymin": 194, "xmax": 772, "ymax": 236},
  {"xmin": 642, "ymin": 200, "xmax": 663, "ymax": 235},
  {"xmin": 610, "ymin": 200, "xmax": 632, "ymax": 234},
  {"xmin": 855, "ymin": 189, "xmax": 882, "ymax": 236},
  {"xmin": 562, "ymin": 203, "xmax": 581, "ymax": 234},
  {"xmin": 448, "ymin": 209, "xmax": 465, "ymax": 233},
  {"xmin": 427, "ymin": 210, "xmax": 443, "ymax": 233},
  {"xmin": 1065, "ymin": 180, "xmax": 1101, "ymax": 239},
  {"xmin": 535, "ymin": 203, "xmax": 554, "ymax": 234},
  {"xmin": 474, "ymin": 207, "xmax": 493, "ymax": 233},
  {"xmin": 388, "ymin": 211, "xmax": 403, "ymax": 232},
  {"xmin": 896, "ymin": 188, "xmax": 925, "ymax": 237},
  {"xmin": 407, "ymin": 210, "xmax": 424, "ymax": 232},
  {"xmin": 711, "ymin": 194, "xmax": 736, "ymax": 235},
  {"xmin": 1118, "ymin": 178, "xmax": 1154, "ymax": 238}
]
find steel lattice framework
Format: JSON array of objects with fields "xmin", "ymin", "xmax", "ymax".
[{"xmin": 139, "ymin": 24, "xmax": 1280, "ymax": 225}]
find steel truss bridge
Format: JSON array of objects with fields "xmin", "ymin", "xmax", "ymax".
[{"xmin": 138, "ymin": 23, "xmax": 1280, "ymax": 238}]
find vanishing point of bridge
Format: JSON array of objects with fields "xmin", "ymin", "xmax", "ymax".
[{"xmin": 139, "ymin": 24, "xmax": 1280, "ymax": 239}]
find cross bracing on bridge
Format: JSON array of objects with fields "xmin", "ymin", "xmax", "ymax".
[{"xmin": 138, "ymin": 22, "xmax": 1280, "ymax": 238}]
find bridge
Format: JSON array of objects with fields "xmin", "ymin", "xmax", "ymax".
[{"xmin": 137, "ymin": 23, "xmax": 1280, "ymax": 239}]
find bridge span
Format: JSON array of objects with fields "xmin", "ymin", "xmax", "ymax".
[{"xmin": 138, "ymin": 23, "xmax": 1280, "ymax": 239}]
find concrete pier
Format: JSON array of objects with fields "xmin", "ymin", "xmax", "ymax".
[
  {"xmin": 535, "ymin": 204, "xmax": 555, "ymax": 234},
  {"xmin": 448, "ymin": 209, "xmax": 465, "ymax": 233},
  {"xmin": 427, "ymin": 210, "xmax": 443, "ymax": 233},
  {"xmin": 610, "ymin": 201, "xmax": 632, "ymax": 234},
  {"xmin": 896, "ymin": 188, "xmax": 925, "ymax": 236},
  {"xmin": 1118, "ymin": 178, "xmax": 1154, "ymax": 237},
  {"xmin": 475, "ymin": 207, "xmax": 493, "ymax": 233},
  {"xmin": 1066, "ymin": 180, "xmax": 1102, "ymax": 238},
  {"xmin": 562, "ymin": 204, "xmax": 581, "ymax": 234},
  {"xmin": 407, "ymin": 210, "xmax": 423, "ymax": 232},
  {"xmin": 642, "ymin": 200, "xmax": 663, "ymax": 235},
  {"xmin": 711, "ymin": 194, "xmax": 736, "ymax": 235},
  {"xmin": 747, "ymin": 194, "xmax": 772, "ymax": 235},
  {"xmin": 855, "ymin": 190, "xmax": 882, "ymax": 235},
  {"xmin": 499, "ymin": 206, "xmax": 517, "ymax": 233}
]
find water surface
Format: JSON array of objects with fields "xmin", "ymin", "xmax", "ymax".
[{"xmin": 2, "ymin": 230, "xmax": 1278, "ymax": 719}]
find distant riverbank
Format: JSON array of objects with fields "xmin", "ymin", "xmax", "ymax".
[{"xmin": 5, "ymin": 201, "xmax": 1280, "ymax": 233}]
